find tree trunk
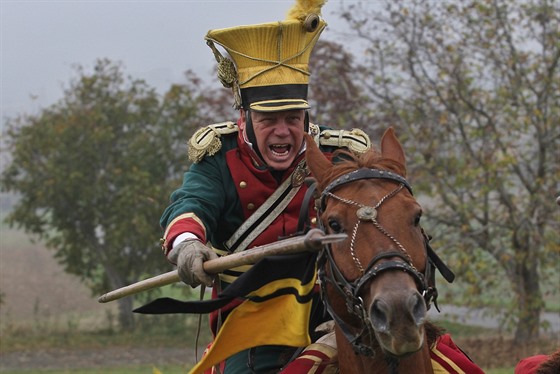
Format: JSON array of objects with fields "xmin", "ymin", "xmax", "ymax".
[
  {"xmin": 117, "ymin": 296, "xmax": 135, "ymax": 331},
  {"xmin": 512, "ymin": 250, "xmax": 542, "ymax": 344},
  {"xmin": 104, "ymin": 264, "xmax": 136, "ymax": 331}
]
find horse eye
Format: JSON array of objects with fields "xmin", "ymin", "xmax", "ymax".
[
  {"xmin": 328, "ymin": 218, "xmax": 343, "ymax": 233},
  {"xmin": 414, "ymin": 213, "xmax": 422, "ymax": 226}
]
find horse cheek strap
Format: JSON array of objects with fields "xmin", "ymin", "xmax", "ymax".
[{"xmin": 422, "ymin": 231, "xmax": 456, "ymax": 312}]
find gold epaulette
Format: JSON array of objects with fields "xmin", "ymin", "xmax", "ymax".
[
  {"xmin": 188, "ymin": 121, "xmax": 239, "ymax": 163},
  {"xmin": 310, "ymin": 123, "xmax": 371, "ymax": 154}
]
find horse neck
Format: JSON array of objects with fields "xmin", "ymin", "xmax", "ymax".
[{"xmin": 337, "ymin": 334, "xmax": 434, "ymax": 374}]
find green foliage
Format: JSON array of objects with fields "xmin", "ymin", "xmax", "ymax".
[
  {"xmin": 308, "ymin": 40, "xmax": 376, "ymax": 131},
  {"xmin": 0, "ymin": 59, "xmax": 215, "ymax": 329},
  {"xmin": 341, "ymin": 0, "xmax": 559, "ymax": 342}
]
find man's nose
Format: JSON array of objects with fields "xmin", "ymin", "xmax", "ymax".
[{"xmin": 274, "ymin": 120, "xmax": 290, "ymax": 135}]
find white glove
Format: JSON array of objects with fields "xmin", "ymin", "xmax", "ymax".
[{"xmin": 168, "ymin": 240, "xmax": 218, "ymax": 287}]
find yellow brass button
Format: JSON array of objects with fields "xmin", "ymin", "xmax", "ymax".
[
  {"xmin": 247, "ymin": 203, "xmax": 255, "ymax": 210},
  {"xmin": 239, "ymin": 181, "xmax": 247, "ymax": 189},
  {"xmin": 311, "ymin": 218, "xmax": 317, "ymax": 225}
]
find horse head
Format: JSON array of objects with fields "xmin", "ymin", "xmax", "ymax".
[{"xmin": 305, "ymin": 128, "xmax": 434, "ymax": 365}]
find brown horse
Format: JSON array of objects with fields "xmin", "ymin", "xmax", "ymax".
[{"xmin": 305, "ymin": 128, "xmax": 452, "ymax": 374}]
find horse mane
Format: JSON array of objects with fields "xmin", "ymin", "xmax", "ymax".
[
  {"xmin": 425, "ymin": 320, "xmax": 445, "ymax": 348},
  {"xmin": 318, "ymin": 148, "xmax": 407, "ymax": 191},
  {"xmin": 537, "ymin": 348, "xmax": 560, "ymax": 374}
]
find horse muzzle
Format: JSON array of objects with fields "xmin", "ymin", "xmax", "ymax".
[{"xmin": 368, "ymin": 289, "xmax": 427, "ymax": 357}]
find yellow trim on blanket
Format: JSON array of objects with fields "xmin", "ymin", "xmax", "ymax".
[{"xmin": 431, "ymin": 346, "xmax": 466, "ymax": 374}]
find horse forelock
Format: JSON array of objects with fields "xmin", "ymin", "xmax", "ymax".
[{"xmin": 318, "ymin": 148, "xmax": 407, "ymax": 191}]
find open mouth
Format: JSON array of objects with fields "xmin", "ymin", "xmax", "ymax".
[{"xmin": 269, "ymin": 144, "xmax": 291, "ymax": 156}]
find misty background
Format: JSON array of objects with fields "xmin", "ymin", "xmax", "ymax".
[{"xmin": 1, "ymin": 0, "xmax": 353, "ymax": 121}]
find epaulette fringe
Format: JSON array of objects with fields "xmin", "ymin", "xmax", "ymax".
[{"xmin": 187, "ymin": 121, "xmax": 238, "ymax": 163}]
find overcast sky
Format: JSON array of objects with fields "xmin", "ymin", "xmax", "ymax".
[{"xmin": 1, "ymin": 0, "xmax": 356, "ymax": 120}]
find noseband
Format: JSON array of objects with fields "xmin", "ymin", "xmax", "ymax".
[{"xmin": 315, "ymin": 168, "xmax": 445, "ymax": 357}]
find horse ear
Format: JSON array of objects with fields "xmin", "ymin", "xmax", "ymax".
[
  {"xmin": 380, "ymin": 127, "xmax": 406, "ymax": 169},
  {"xmin": 304, "ymin": 133, "xmax": 331, "ymax": 182}
]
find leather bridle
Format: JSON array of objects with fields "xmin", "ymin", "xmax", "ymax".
[{"xmin": 313, "ymin": 168, "xmax": 454, "ymax": 357}]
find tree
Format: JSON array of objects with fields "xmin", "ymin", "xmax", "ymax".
[
  {"xmin": 308, "ymin": 40, "xmax": 376, "ymax": 131},
  {"xmin": 340, "ymin": 0, "xmax": 559, "ymax": 343},
  {"xmin": 1, "ymin": 59, "xmax": 216, "ymax": 330}
]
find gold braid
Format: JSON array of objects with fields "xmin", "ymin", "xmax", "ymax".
[
  {"xmin": 206, "ymin": 40, "xmax": 242, "ymax": 109},
  {"xmin": 205, "ymin": 22, "xmax": 324, "ymax": 110}
]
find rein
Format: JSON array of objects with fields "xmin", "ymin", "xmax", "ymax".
[{"xmin": 313, "ymin": 167, "xmax": 453, "ymax": 358}]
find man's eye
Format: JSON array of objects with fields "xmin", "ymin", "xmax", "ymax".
[
  {"xmin": 287, "ymin": 117, "xmax": 301, "ymax": 124},
  {"xmin": 260, "ymin": 119, "xmax": 275, "ymax": 126}
]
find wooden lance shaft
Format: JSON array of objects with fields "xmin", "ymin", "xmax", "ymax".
[{"xmin": 97, "ymin": 229, "xmax": 346, "ymax": 303}]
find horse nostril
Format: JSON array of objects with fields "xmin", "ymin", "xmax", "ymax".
[
  {"xmin": 409, "ymin": 292, "xmax": 427, "ymax": 326},
  {"xmin": 370, "ymin": 298, "xmax": 390, "ymax": 332}
]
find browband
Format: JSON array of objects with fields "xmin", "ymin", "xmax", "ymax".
[{"xmin": 321, "ymin": 168, "xmax": 413, "ymax": 210}]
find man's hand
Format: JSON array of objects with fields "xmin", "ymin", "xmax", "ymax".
[{"xmin": 168, "ymin": 240, "xmax": 218, "ymax": 287}]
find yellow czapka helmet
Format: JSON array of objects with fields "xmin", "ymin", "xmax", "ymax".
[{"xmin": 205, "ymin": 0, "xmax": 328, "ymax": 112}]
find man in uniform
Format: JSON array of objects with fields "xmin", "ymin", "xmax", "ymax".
[{"xmin": 159, "ymin": 1, "xmax": 368, "ymax": 373}]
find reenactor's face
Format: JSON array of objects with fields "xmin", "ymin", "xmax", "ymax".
[{"xmin": 247, "ymin": 110, "xmax": 306, "ymax": 170}]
